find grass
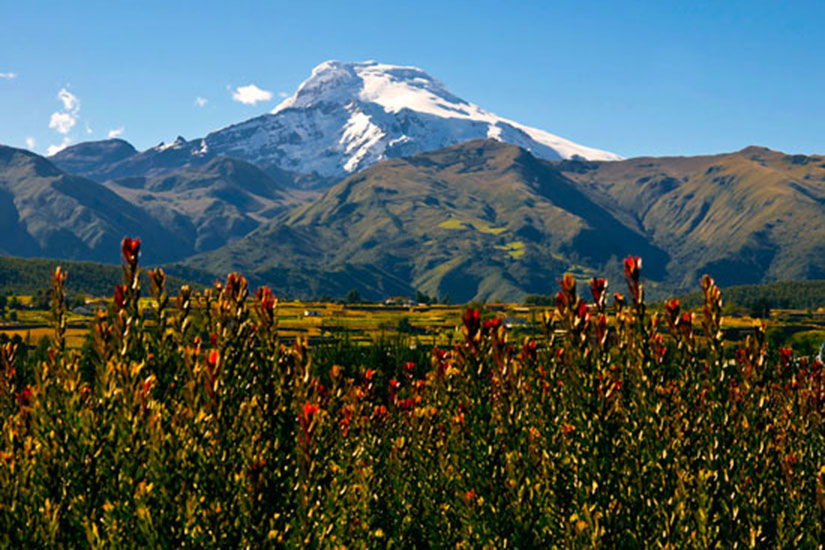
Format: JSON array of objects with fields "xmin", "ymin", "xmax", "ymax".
[
  {"xmin": 438, "ymin": 217, "xmax": 507, "ymax": 235},
  {"xmin": 495, "ymin": 241, "xmax": 525, "ymax": 259}
]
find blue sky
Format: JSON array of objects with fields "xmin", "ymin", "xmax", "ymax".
[{"xmin": 1, "ymin": 0, "xmax": 823, "ymax": 158}]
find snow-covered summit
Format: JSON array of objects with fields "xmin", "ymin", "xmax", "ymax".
[
  {"xmin": 272, "ymin": 61, "xmax": 465, "ymax": 117},
  {"xmin": 204, "ymin": 60, "xmax": 621, "ymax": 176}
]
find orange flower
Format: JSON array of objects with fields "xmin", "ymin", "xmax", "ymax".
[{"xmin": 207, "ymin": 349, "xmax": 220, "ymax": 369}]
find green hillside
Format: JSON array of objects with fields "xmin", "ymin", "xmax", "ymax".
[
  {"xmin": 185, "ymin": 140, "xmax": 668, "ymax": 302},
  {"xmin": 0, "ymin": 255, "xmax": 203, "ymax": 297},
  {"xmin": 679, "ymin": 279, "xmax": 825, "ymax": 312},
  {"xmin": 561, "ymin": 146, "xmax": 825, "ymax": 290}
]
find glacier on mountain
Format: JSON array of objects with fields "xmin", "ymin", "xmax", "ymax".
[{"xmin": 203, "ymin": 61, "xmax": 620, "ymax": 177}]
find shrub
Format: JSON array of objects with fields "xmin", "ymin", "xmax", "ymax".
[{"xmin": 0, "ymin": 242, "xmax": 824, "ymax": 547}]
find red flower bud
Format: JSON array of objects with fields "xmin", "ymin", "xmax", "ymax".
[
  {"xmin": 590, "ymin": 277, "xmax": 608, "ymax": 308},
  {"xmin": 121, "ymin": 237, "xmax": 141, "ymax": 265},
  {"xmin": 16, "ymin": 386, "xmax": 32, "ymax": 407},
  {"xmin": 664, "ymin": 299, "xmax": 680, "ymax": 327},
  {"xmin": 114, "ymin": 284, "xmax": 126, "ymax": 310}
]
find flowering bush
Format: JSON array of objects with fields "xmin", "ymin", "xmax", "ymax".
[{"xmin": 1, "ymin": 241, "xmax": 824, "ymax": 548}]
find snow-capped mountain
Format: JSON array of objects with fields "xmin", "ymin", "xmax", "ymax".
[{"xmin": 203, "ymin": 61, "xmax": 620, "ymax": 177}]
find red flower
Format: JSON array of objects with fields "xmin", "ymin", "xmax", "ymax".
[
  {"xmin": 623, "ymin": 256, "xmax": 641, "ymax": 283},
  {"xmin": 16, "ymin": 386, "xmax": 32, "ymax": 407},
  {"xmin": 483, "ymin": 317, "xmax": 502, "ymax": 332},
  {"xmin": 373, "ymin": 405, "xmax": 388, "ymax": 420},
  {"xmin": 590, "ymin": 278, "xmax": 608, "ymax": 308},
  {"xmin": 780, "ymin": 347, "xmax": 793, "ymax": 369},
  {"xmin": 463, "ymin": 308, "xmax": 481, "ymax": 341},
  {"xmin": 114, "ymin": 284, "xmax": 126, "ymax": 310},
  {"xmin": 555, "ymin": 291, "xmax": 567, "ymax": 312},
  {"xmin": 303, "ymin": 402, "xmax": 319, "ymax": 420},
  {"xmin": 255, "ymin": 286, "xmax": 277, "ymax": 312},
  {"xmin": 121, "ymin": 237, "xmax": 141, "ymax": 265},
  {"xmin": 398, "ymin": 397, "xmax": 416, "ymax": 411},
  {"xmin": 389, "ymin": 379, "xmax": 399, "ymax": 404},
  {"xmin": 577, "ymin": 302, "xmax": 591, "ymax": 325},
  {"xmin": 340, "ymin": 408, "xmax": 352, "ymax": 436},
  {"xmin": 623, "ymin": 256, "xmax": 643, "ymax": 304},
  {"xmin": 432, "ymin": 347, "xmax": 449, "ymax": 377},
  {"xmin": 522, "ymin": 340, "xmax": 538, "ymax": 361},
  {"xmin": 664, "ymin": 299, "xmax": 680, "ymax": 328},
  {"xmin": 595, "ymin": 314, "xmax": 608, "ymax": 346},
  {"xmin": 299, "ymin": 402, "xmax": 320, "ymax": 434},
  {"xmin": 560, "ymin": 273, "xmax": 576, "ymax": 294}
]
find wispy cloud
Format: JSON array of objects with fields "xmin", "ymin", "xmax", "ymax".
[
  {"xmin": 0, "ymin": 72, "xmax": 17, "ymax": 80},
  {"xmin": 58, "ymin": 88, "xmax": 79, "ymax": 111},
  {"xmin": 108, "ymin": 127, "xmax": 124, "ymax": 139},
  {"xmin": 232, "ymin": 84, "xmax": 273, "ymax": 105},
  {"xmin": 25, "ymin": 137, "xmax": 35, "ymax": 150},
  {"xmin": 195, "ymin": 96, "xmax": 208, "ymax": 108},
  {"xmin": 278, "ymin": 91, "xmax": 289, "ymax": 98},
  {"xmin": 49, "ymin": 112, "xmax": 77, "ymax": 134},
  {"xmin": 47, "ymin": 137, "xmax": 71, "ymax": 156},
  {"xmin": 48, "ymin": 87, "xmax": 81, "ymax": 154}
]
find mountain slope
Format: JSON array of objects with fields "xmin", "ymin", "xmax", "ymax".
[
  {"xmin": 0, "ymin": 145, "xmax": 189, "ymax": 263},
  {"xmin": 51, "ymin": 137, "xmax": 332, "ymax": 190},
  {"xmin": 560, "ymin": 146, "xmax": 825, "ymax": 288},
  {"xmin": 14, "ymin": 137, "xmax": 825, "ymax": 301},
  {"xmin": 104, "ymin": 156, "xmax": 306, "ymax": 253},
  {"xmin": 203, "ymin": 61, "xmax": 621, "ymax": 178},
  {"xmin": 49, "ymin": 138, "xmax": 138, "ymax": 177},
  {"xmin": 184, "ymin": 140, "xmax": 662, "ymax": 301}
]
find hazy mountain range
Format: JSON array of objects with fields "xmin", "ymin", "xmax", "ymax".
[{"xmin": 0, "ymin": 61, "xmax": 822, "ymax": 301}]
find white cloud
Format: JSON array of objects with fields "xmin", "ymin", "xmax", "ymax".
[
  {"xmin": 195, "ymin": 96, "xmax": 208, "ymax": 108},
  {"xmin": 0, "ymin": 72, "xmax": 17, "ymax": 80},
  {"xmin": 48, "ymin": 87, "xmax": 81, "ymax": 137},
  {"xmin": 278, "ymin": 91, "xmax": 289, "ymax": 98},
  {"xmin": 49, "ymin": 111, "xmax": 77, "ymax": 134},
  {"xmin": 58, "ymin": 88, "xmax": 79, "ymax": 112},
  {"xmin": 85, "ymin": 123, "xmax": 93, "ymax": 134},
  {"xmin": 107, "ymin": 127, "xmax": 124, "ymax": 139},
  {"xmin": 232, "ymin": 84, "xmax": 273, "ymax": 105},
  {"xmin": 47, "ymin": 136, "xmax": 71, "ymax": 156},
  {"xmin": 25, "ymin": 137, "xmax": 35, "ymax": 149}
]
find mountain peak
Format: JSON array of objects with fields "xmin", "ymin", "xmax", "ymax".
[
  {"xmin": 273, "ymin": 60, "xmax": 456, "ymax": 115},
  {"xmin": 205, "ymin": 59, "xmax": 621, "ymax": 176}
]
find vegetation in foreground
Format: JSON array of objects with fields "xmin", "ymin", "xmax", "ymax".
[{"xmin": 1, "ymin": 240, "xmax": 825, "ymax": 548}]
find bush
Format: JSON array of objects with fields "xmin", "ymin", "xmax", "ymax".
[{"xmin": 0, "ymin": 244, "xmax": 824, "ymax": 547}]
